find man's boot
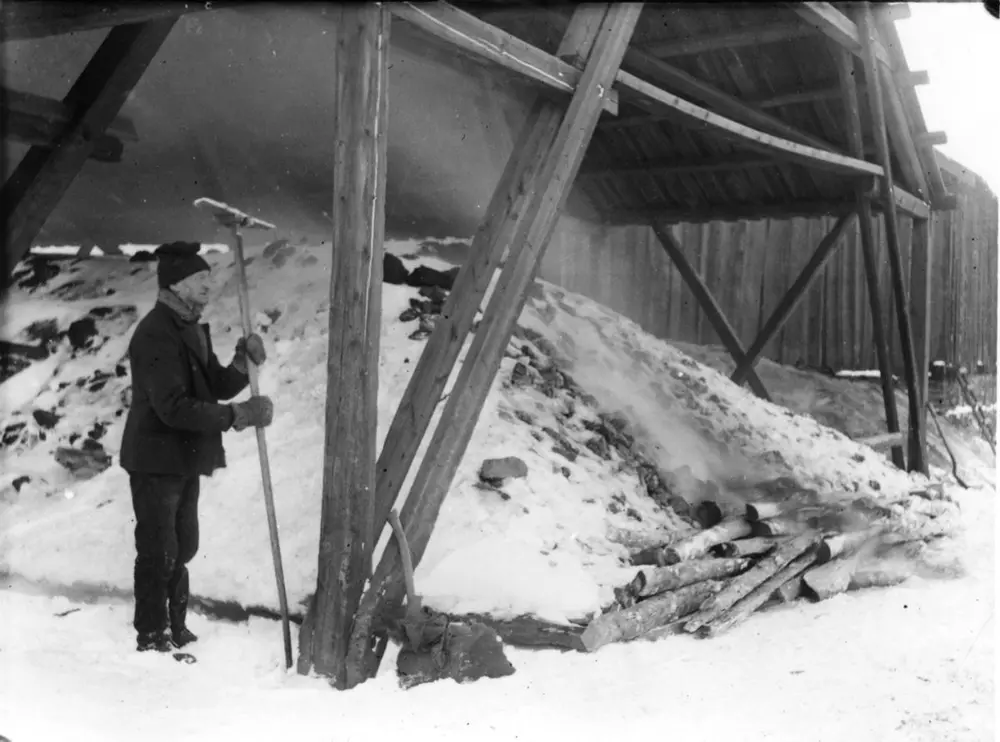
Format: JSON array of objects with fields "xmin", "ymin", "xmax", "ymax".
[
  {"xmin": 137, "ymin": 631, "xmax": 173, "ymax": 653},
  {"xmin": 169, "ymin": 565, "xmax": 198, "ymax": 648}
]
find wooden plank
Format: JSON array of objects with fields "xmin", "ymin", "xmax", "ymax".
[
  {"xmin": 2, "ymin": 87, "xmax": 138, "ymax": 141},
  {"xmin": 640, "ymin": 22, "xmax": 815, "ymax": 57},
  {"xmin": 388, "ymin": 2, "xmax": 618, "ymax": 115},
  {"xmin": 749, "ymin": 70, "xmax": 929, "ymax": 110},
  {"xmin": 836, "ymin": 46, "xmax": 906, "ymax": 468},
  {"xmin": 789, "ymin": 2, "xmax": 892, "ymax": 65},
  {"xmin": 578, "ymin": 152, "xmax": 773, "ymax": 179},
  {"xmin": 0, "ymin": 1, "xmax": 230, "ymax": 42},
  {"xmin": 1, "ymin": 20, "xmax": 176, "ymax": 285},
  {"xmin": 297, "ymin": 4, "xmax": 390, "ymax": 690},
  {"xmin": 652, "ymin": 221, "xmax": 771, "ymax": 399},
  {"xmin": 858, "ymin": 4, "xmax": 925, "ymax": 473},
  {"xmin": 606, "ymin": 199, "xmax": 857, "ymax": 225},
  {"xmin": 349, "ymin": 3, "xmax": 642, "ymax": 679},
  {"xmin": 731, "ymin": 214, "xmax": 855, "ymax": 384},
  {"xmin": 857, "ymin": 431, "xmax": 907, "ymax": 451},
  {"xmin": 370, "ymin": 5, "xmax": 612, "ymax": 544},
  {"xmin": 915, "ymin": 131, "xmax": 947, "ymax": 147}
]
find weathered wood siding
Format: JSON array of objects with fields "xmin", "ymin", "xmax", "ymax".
[{"xmin": 542, "ymin": 167, "xmax": 997, "ymax": 374}]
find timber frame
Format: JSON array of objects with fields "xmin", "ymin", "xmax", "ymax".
[{"xmin": 3, "ymin": 1, "xmax": 951, "ymax": 685}]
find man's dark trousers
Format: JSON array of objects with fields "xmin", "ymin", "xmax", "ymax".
[{"xmin": 130, "ymin": 473, "xmax": 200, "ymax": 636}]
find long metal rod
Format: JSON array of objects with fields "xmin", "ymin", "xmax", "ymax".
[{"xmin": 231, "ymin": 225, "xmax": 293, "ymax": 670}]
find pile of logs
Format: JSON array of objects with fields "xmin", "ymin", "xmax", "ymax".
[{"xmin": 580, "ymin": 482, "xmax": 962, "ymax": 652}]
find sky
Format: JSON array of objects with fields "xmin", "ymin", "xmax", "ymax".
[{"xmin": 896, "ymin": 2, "xmax": 1000, "ymax": 197}]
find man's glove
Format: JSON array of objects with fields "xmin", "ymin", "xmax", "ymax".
[
  {"xmin": 233, "ymin": 333, "xmax": 267, "ymax": 373},
  {"xmin": 230, "ymin": 395, "xmax": 274, "ymax": 431}
]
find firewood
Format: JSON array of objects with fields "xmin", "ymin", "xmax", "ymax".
[
  {"xmin": 660, "ymin": 518, "xmax": 753, "ymax": 565},
  {"xmin": 801, "ymin": 552, "xmax": 863, "ymax": 601},
  {"xmin": 848, "ymin": 564, "xmax": 911, "ymax": 590},
  {"xmin": 630, "ymin": 557, "xmax": 751, "ymax": 598},
  {"xmin": 699, "ymin": 548, "xmax": 819, "ymax": 638},
  {"xmin": 750, "ymin": 517, "xmax": 807, "ymax": 537},
  {"xmin": 771, "ymin": 575, "xmax": 803, "ymax": 603},
  {"xmin": 683, "ymin": 532, "xmax": 818, "ymax": 632},
  {"xmin": 693, "ymin": 499, "xmax": 743, "ymax": 528},
  {"xmin": 745, "ymin": 501, "xmax": 785, "ymax": 522},
  {"xmin": 816, "ymin": 526, "xmax": 884, "ymax": 564},
  {"xmin": 635, "ymin": 619, "xmax": 687, "ymax": 642},
  {"xmin": 580, "ymin": 581, "xmax": 723, "ymax": 652},
  {"xmin": 711, "ymin": 537, "xmax": 781, "ymax": 558}
]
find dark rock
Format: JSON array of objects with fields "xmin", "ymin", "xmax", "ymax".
[
  {"xmin": 480, "ymin": 456, "xmax": 528, "ymax": 481},
  {"xmin": 626, "ymin": 507, "xmax": 643, "ymax": 522},
  {"xmin": 552, "ymin": 441, "xmax": 578, "ymax": 462},
  {"xmin": 607, "ymin": 501, "xmax": 622, "ymax": 514},
  {"xmin": 68, "ymin": 433, "xmax": 81, "ymax": 444},
  {"xmin": 510, "ymin": 362, "xmax": 532, "ymax": 388},
  {"xmin": 383, "ymin": 253, "xmax": 410, "ymax": 285},
  {"xmin": 585, "ymin": 436, "xmax": 611, "ymax": 460},
  {"xmin": 115, "ymin": 363, "xmax": 128, "ymax": 377},
  {"xmin": 24, "ymin": 319, "xmax": 63, "ymax": 346},
  {"xmin": 105, "ymin": 288, "xmax": 116, "ymax": 296},
  {"xmin": 12, "ymin": 475, "xmax": 31, "ymax": 493},
  {"xmin": 32, "ymin": 409, "xmax": 61, "ymax": 429},
  {"xmin": 82, "ymin": 437, "xmax": 104, "ymax": 452},
  {"xmin": 513, "ymin": 410, "xmax": 534, "ymax": 425},
  {"xmin": 129, "ymin": 250, "xmax": 156, "ymax": 263},
  {"xmin": 67, "ymin": 317, "xmax": 99, "ymax": 351},
  {"xmin": 2, "ymin": 422, "xmax": 26, "ymax": 448},
  {"xmin": 408, "ymin": 315, "xmax": 437, "ymax": 341},
  {"xmin": 263, "ymin": 239, "xmax": 294, "ymax": 267},
  {"xmin": 852, "ymin": 452, "xmax": 866, "ymax": 463},
  {"xmin": 406, "ymin": 264, "xmax": 458, "ymax": 291},
  {"xmin": 54, "ymin": 446, "xmax": 112, "ymax": 480},
  {"xmin": 87, "ymin": 422, "xmax": 107, "ymax": 441},
  {"xmin": 561, "ymin": 466, "xmax": 571, "ymax": 478},
  {"xmin": 418, "ymin": 285, "xmax": 449, "ymax": 306},
  {"xmin": 396, "ymin": 618, "xmax": 515, "ymax": 689},
  {"xmin": 868, "ymin": 479, "xmax": 881, "ymax": 492},
  {"xmin": 399, "ymin": 307, "xmax": 422, "ymax": 323}
]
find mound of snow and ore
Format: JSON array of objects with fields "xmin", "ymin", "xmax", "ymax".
[{"xmin": 1, "ymin": 234, "xmax": 994, "ymax": 742}]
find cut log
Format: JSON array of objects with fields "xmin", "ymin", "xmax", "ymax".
[
  {"xmin": 694, "ymin": 499, "xmax": 744, "ymax": 528},
  {"xmin": 630, "ymin": 557, "xmax": 751, "ymax": 598},
  {"xmin": 699, "ymin": 547, "xmax": 819, "ymax": 638},
  {"xmin": 849, "ymin": 564, "xmax": 911, "ymax": 590},
  {"xmin": 751, "ymin": 517, "xmax": 807, "ymax": 537},
  {"xmin": 816, "ymin": 526, "xmax": 884, "ymax": 564},
  {"xmin": 745, "ymin": 501, "xmax": 785, "ymax": 522},
  {"xmin": 659, "ymin": 518, "xmax": 753, "ymax": 565},
  {"xmin": 683, "ymin": 532, "xmax": 818, "ymax": 632},
  {"xmin": 710, "ymin": 537, "xmax": 782, "ymax": 558},
  {"xmin": 771, "ymin": 575, "xmax": 804, "ymax": 604},
  {"xmin": 635, "ymin": 619, "xmax": 687, "ymax": 642},
  {"xmin": 452, "ymin": 612, "xmax": 586, "ymax": 652},
  {"xmin": 581, "ymin": 581, "xmax": 723, "ymax": 652},
  {"xmin": 801, "ymin": 552, "xmax": 863, "ymax": 602}
]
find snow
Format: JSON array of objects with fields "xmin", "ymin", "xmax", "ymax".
[{"xmin": 1, "ymin": 237, "xmax": 995, "ymax": 741}]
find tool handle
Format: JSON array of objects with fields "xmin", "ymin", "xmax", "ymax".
[{"xmin": 231, "ymin": 227, "xmax": 294, "ymax": 669}]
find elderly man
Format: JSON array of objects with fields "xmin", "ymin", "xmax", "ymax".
[{"xmin": 120, "ymin": 241, "xmax": 274, "ymax": 653}]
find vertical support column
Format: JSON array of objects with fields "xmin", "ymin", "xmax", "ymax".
[
  {"xmin": 908, "ymin": 216, "xmax": 933, "ymax": 473},
  {"xmin": 834, "ymin": 44, "xmax": 905, "ymax": 469},
  {"xmin": 298, "ymin": 3, "xmax": 390, "ymax": 689},
  {"xmin": 347, "ymin": 3, "xmax": 642, "ymax": 683},
  {"xmin": 857, "ymin": 4, "xmax": 925, "ymax": 473}
]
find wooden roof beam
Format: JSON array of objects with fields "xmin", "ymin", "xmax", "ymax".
[
  {"xmin": 638, "ymin": 22, "xmax": 815, "ymax": 58},
  {"xmin": 752, "ymin": 70, "xmax": 929, "ymax": 109},
  {"xmin": 388, "ymin": 2, "xmax": 618, "ymax": 115},
  {"xmin": 2, "ymin": 87, "xmax": 138, "ymax": 142},
  {"xmin": 3, "ymin": 109, "xmax": 125, "ymax": 163},
  {"xmin": 788, "ymin": 2, "xmax": 928, "ymax": 198},
  {"xmin": 579, "ymin": 153, "xmax": 775, "ymax": 179},
  {"xmin": 2, "ymin": 19, "xmax": 177, "ymax": 284},
  {"xmin": 0, "ymin": 1, "xmax": 236, "ymax": 43}
]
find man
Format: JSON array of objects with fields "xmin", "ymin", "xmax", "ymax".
[{"xmin": 120, "ymin": 241, "xmax": 275, "ymax": 653}]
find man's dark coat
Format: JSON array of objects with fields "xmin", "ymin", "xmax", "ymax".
[{"xmin": 120, "ymin": 302, "xmax": 248, "ymax": 476}]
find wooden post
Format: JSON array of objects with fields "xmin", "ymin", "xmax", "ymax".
[
  {"xmin": 371, "ymin": 3, "xmax": 612, "ymax": 545},
  {"xmin": 834, "ymin": 46, "xmax": 905, "ymax": 469},
  {"xmin": 297, "ymin": 4, "xmax": 389, "ymax": 689},
  {"xmin": 908, "ymin": 217, "xmax": 933, "ymax": 473},
  {"xmin": 857, "ymin": 4, "xmax": 926, "ymax": 473},
  {"xmin": 650, "ymin": 221, "xmax": 771, "ymax": 400},
  {"xmin": 1, "ymin": 19, "xmax": 177, "ymax": 284},
  {"xmin": 730, "ymin": 213, "xmax": 855, "ymax": 385},
  {"xmin": 347, "ymin": 3, "xmax": 642, "ymax": 682}
]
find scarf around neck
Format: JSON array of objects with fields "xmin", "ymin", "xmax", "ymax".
[{"xmin": 157, "ymin": 288, "xmax": 202, "ymax": 323}]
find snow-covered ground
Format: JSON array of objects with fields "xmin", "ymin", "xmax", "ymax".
[{"xmin": 1, "ymin": 236, "xmax": 995, "ymax": 741}]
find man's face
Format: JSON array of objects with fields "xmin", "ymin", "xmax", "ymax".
[{"xmin": 172, "ymin": 269, "xmax": 212, "ymax": 311}]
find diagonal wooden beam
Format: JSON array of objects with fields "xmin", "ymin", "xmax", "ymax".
[
  {"xmin": 348, "ymin": 3, "xmax": 642, "ymax": 681},
  {"xmin": 3, "ymin": 109, "xmax": 125, "ymax": 163},
  {"xmin": 857, "ymin": 4, "xmax": 925, "ymax": 473},
  {"xmin": 389, "ymin": 2, "xmax": 618, "ymax": 114},
  {"xmin": 650, "ymin": 221, "xmax": 771, "ymax": 400},
  {"xmin": 2, "ymin": 88, "xmax": 138, "ymax": 142},
  {"xmin": 579, "ymin": 152, "xmax": 774, "ymax": 179},
  {"xmin": 750, "ymin": 70, "xmax": 929, "ymax": 109},
  {"xmin": 836, "ymin": 45, "xmax": 906, "ymax": 469},
  {"xmin": 908, "ymin": 218, "xmax": 933, "ymax": 474},
  {"xmin": 730, "ymin": 213, "xmax": 856, "ymax": 385},
  {"xmin": 0, "ymin": 1, "xmax": 236, "ymax": 42},
  {"xmin": 639, "ymin": 22, "xmax": 815, "ymax": 58},
  {"xmin": 789, "ymin": 2, "xmax": 927, "ymax": 198},
  {"xmin": 2, "ymin": 20, "xmax": 177, "ymax": 285},
  {"xmin": 368, "ymin": 3, "xmax": 611, "ymax": 566}
]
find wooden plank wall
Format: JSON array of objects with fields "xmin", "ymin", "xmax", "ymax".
[{"xmin": 541, "ymin": 170, "xmax": 998, "ymax": 374}]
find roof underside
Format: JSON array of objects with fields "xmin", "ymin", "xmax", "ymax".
[{"xmin": 456, "ymin": 2, "xmax": 947, "ymax": 225}]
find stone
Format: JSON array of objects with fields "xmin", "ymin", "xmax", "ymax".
[
  {"xmin": 32, "ymin": 409, "xmax": 61, "ymax": 429},
  {"xmin": 54, "ymin": 446, "xmax": 112, "ymax": 480},
  {"xmin": 66, "ymin": 317, "xmax": 98, "ymax": 351},
  {"xmin": 585, "ymin": 436, "xmax": 611, "ymax": 460},
  {"xmin": 396, "ymin": 619, "xmax": 515, "ymax": 689},
  {"xmin": 383, "ymin": 253, "xmax": 410, "ymax": 285},
  {"xmin": 480, "ymin": 457, "xmax": 528, "ymax": 481},
  {"xmin": 406, "ymin": 264, "xmax": 457, "ymax": 291}
]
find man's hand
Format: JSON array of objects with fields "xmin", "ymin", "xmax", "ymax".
[
  {"xmin": 234, "ymin": 333, "xmax": 267, "ymax": 373},
  {"xmin": 230, "ymin": 395, "xmax": 274, "ymax": 431}
]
